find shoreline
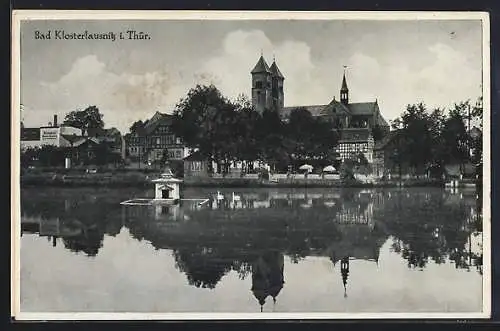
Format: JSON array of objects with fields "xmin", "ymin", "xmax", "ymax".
[{"xmin": 18, "ymin": 172, "xmax": 454, "ymax": 189}]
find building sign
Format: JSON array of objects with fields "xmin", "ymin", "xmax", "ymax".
[{"xmin": 40, "ymin": 128, "xmax": 60, "ymax": 146}]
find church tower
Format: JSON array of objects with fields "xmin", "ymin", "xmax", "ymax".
[
  {"xmin": 270, "ymin": 57, "xmax": 285, "ymax": 111},
  {"xmin": 251, "ymin": 55, "xmax": 273, "ymax": 114},
  {"xmin": 340, "ymin": 69, "xmax": 349, "ymax": 105}
]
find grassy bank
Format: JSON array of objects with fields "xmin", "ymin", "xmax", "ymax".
[
  {"xmin": 20, "ymin": 172, "xmax": 154, "ymax": 188},
  {"xmin": 20, "ymin": 171, "xmax": 445, "ymax": 189}
]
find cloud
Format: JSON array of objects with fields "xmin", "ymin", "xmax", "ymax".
[
  {"xmin": 342, "ymin": 43, "xmax": 481, "ymax": 122},
  {"xmin": 33, "ymin": 55, "xmax": 196, "ymax": 132},
  {"xmin": 26, "ymin": 30, "xmax": 482, "ymax": 133}
]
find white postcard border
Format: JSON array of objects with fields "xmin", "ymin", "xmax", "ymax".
[{"xmin": 11, "ymin": 10, "xmax": 492, "ymax": 321}]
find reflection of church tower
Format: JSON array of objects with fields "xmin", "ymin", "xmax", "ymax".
[
  {"xmin": 251, "ymin": 251, "xmax": 285, "ymax": 312},
  {"xmin": 340, "ymin": 256, "xmax": 349, "ymax": 298}
]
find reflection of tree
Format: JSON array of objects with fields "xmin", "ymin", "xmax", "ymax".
[
  {"xmin": 172, "ymin": 248, "xmax": 233, "ymax": 289},
  {"xmin": 21, "ymin": 188, "xmax": 127, "ymax": 256},
  {"xmin": 61, "ymin": 226, "xmax": 102, "ymax": 257},
  {"xmin": 378, "ymin": 190, "xmax": 482, "ymax": 273}
]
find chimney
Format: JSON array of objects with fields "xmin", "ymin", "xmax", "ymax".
[{"xmin": 53, "ymin": 114, "xmax": 58, "ymax": 127}]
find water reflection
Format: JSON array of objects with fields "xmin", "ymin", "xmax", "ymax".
[{"xmin": 20, "ymin": 187, "xmax": 483, "ymax": 311}]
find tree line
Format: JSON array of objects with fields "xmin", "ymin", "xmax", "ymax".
[
  {"xmin": 169, "ymin": 84, "xmax": 340, "ymax": 174},
  {"xmin": 169, "ymin": 84, "xmax": 482, "ymax": 178},
  {"xmin": 389, "ymin": 98, "xmax": 483, "ymax": 177}
]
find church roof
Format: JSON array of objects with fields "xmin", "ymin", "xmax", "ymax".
[
  {"xmin": 270, "ymin": 61, "xmax": 284, "ymax": 79},
  {"xmin": 251, "ymin": 56, "xmax": 272, "ymax": 74},
  {"xmin": 280, "ymin": 105, "xmax": 327, "ymax": 119},
  {"xmin": 347, "ymin": 102, "xmax": 378, "ymax": 116},
  {"xmin": 325, "ymin": 99, "xmax": 352, "ymax": 116}
]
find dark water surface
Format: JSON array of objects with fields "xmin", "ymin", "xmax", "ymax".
[{"xmin": 19, "ymin": 187, "xmax": 483, "ymax": 313}]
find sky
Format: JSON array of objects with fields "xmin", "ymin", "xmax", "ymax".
[{"xmin": 19, "ymin": 18, "xmax": 484, "ymax": 134}]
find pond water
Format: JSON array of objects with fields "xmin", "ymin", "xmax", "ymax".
[{"xmin": 19, "ymin": 186, "xmax": 484, "ymax": 314}]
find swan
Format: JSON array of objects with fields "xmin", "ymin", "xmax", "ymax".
[{"xmin": 232, "ymin": 192, "xmax": 241, "ymax": 202}]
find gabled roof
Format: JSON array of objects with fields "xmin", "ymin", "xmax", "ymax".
[
  {"xmin": 251, "ymin": 56, "xmax": 272, "ymax": 74},
  {"xmin": 61, "ymin": 134, "xmax": 85, "ymax": 145},
  {"xmin": 347, "ymin": 102, "xmax": 377, "ymax": 116},
  {"xmin": 61, "ymin": 135, "xmax": 100, "ymax": 147},
  {"xmin": 142, "ymin": 111, "xmax": 175, "ymax": 135},
  {"xmin": 280, "ymin": 98, "xmax": 353, "ymax": 119},
  {"xmin": 323, "ymin": 98, "xmax": 351, "ymax": 116},
  {"xmin": 270, "ymin": 61, "xmax": 284, "ymax": 79}
]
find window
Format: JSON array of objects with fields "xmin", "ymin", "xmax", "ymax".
[
  {"xmin": 176, "ymin": 137, "xmax": 181, "ymax": 144},
  {"xmin": 255, "ymin": 81, "xmax": 263, "ymax": 89},
  {"xmin": 166, "ymin": 135, "xmax": 175, "ymax": 145},
  {"xmin": 191, "ymin": 161, "xmax": 202, "ymax": 171},
  {"xmin": 156, "ymin": 138, "xmax": 161, "ymax": 145},
  {"xmin": 175, "ymin": 150, "xmax": 182, "ymax": 159}
]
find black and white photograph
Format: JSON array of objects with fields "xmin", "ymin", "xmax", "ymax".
[{"xmin": 11, "ymin": 11, "xmax": 491, "ymax": 320}]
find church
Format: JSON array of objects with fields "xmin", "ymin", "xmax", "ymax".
[{"xmin": 250, "ymin": 55, "xmax": 390, "ymax": 164}]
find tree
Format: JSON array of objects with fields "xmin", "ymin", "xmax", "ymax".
[
  {"xmin": 172, "ymin": 84, "xmax": 238, "ymax": 174},
  {"xmin": 129, "ymin": 120, "xmax": 145, "ymax": 135},
  {"xmin": 392, "ymin": 103, "xmax": 433, "ymax": 177},
  {"xmin": 371, "ymin": 124, "xmax": 386, "ymax": 142},
  {"xmin": 37, "ymin": 145, "xmax": 67, "ymax": 167},
  {"xmin": 282, "ymin": 107, "xmax": 339, "ymax": 168},
  {"xmin": 63, "ymin": 106, "xmax": 104, "ymax": 136},
  {"xmin": 441, "ymin": 105, "xmax": 469, "ymax": 166}
]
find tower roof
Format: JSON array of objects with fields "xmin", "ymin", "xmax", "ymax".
[
  {"xmin": 270, "ymin": 61, "xmax": 284, "ymax": 79},
  {"xmin": 251, "ymin": 55, "xmax": 272, "ymax": 74},
  {"xmin": 341, "ymin": 73, "xmax": 349, "ymax": 92}
]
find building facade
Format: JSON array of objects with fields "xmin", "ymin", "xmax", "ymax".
[
  {"xmin": 21, "ymin": 115, "xmax": 84, "ymax": 150},
  {"xmin": 250, "ymin": 56, "xmax": 390, "ymax": 165},
  {"xmin": 20, "ymin": 114, "xmax": 126, "ymax": 166},
  {"xmin": 125, "ymin": 111, "xmax": 189, "ymax": 164}
]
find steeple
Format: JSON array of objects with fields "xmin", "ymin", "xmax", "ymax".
[
  {"xmin": 251, "ymin": 55, "xmax": 272, "ymax": 74},
  {"xmin": 340, "ymin": 66, "xmax": 349, "ymax": 105},
  {"xmin": 270, "ymin": 60, "xmax": 284, "ymax": 80},
  {"xmin": 269, "ymin": 57, "xmax": 285, "ymax": 111},
  {"xmin": 340, "ymin": 256, "xmax": 349, "ymax": 298}
]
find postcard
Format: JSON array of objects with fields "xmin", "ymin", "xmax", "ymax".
[{"xmin": 11, "ymin": 10, "xmax": 491, "ymax": 320}]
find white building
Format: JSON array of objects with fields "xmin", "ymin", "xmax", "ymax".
[{"xmin": 21, "ymin": 114, "xmax": 83, "ymax": 150}]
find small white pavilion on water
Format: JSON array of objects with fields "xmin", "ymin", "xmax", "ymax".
[{"xmin": 151, "ymin": 167, "xmax": 183, "ymax": 204}]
